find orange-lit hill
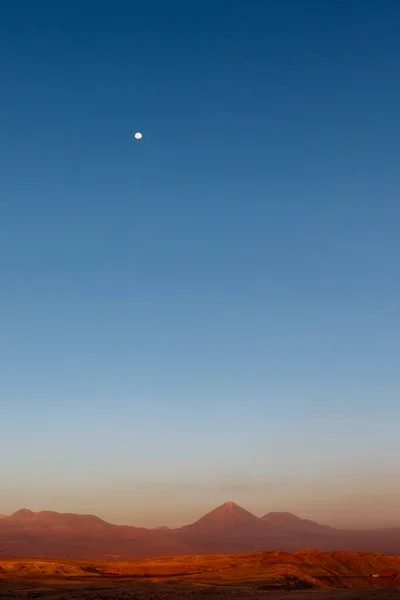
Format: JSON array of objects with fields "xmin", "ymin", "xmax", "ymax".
[{"xmin": 1, "ymin": 551, "xmax": 400, "ymax": 590}]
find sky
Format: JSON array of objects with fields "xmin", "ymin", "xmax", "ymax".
[{"xmin": 1, "ymin": 0, "xmax": 400, "ymax": 529}]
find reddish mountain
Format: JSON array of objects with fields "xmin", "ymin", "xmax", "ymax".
[
  {"xmin": 178, "ymin": 501, "xmax": 265, "ymax": 533},
  {"xmin": 7, "ymin": 509, "xmax": 37, "ymax": 522},
  {"xmin": 262, "ymin": 512, "xmax": 336, "ymax": 533},
  {"xmin": 262, "ymin": 512, "xmax": 400, "ymax": 554},
  {"xmin": 0, "ymin": 509, "xmax": 191, "ymax": 559},
  {"xmin": 260, "ymin": 511, "xmax": 349, "ymax": 551},
  {"xmin": 6, "ymin": 509, "xmax": 111, "ymax": 530},
  {"xmin": 170, "ymin": 502, "xmax": 275, "ymax": 553},
  {"xmin": 1, "ymin": 503, "xmax": 400, "ymax": 558}
]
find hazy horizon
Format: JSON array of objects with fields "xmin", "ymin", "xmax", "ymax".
[
  {"xmin": 1, "ymin": 0, "xmax": 399, "ymax": 536},
  {"xmin": 3, "ymin": 464, "xmax": 400, "ymax": 530}
]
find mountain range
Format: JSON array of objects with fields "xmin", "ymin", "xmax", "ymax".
[{"xmin": 1, "ymin": 502, "xmax": 400, "ymax": 558}]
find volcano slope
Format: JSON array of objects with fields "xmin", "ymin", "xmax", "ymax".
[{"xmin": 1, "ymin": 550, "xmax": 400, "ymax": 600}]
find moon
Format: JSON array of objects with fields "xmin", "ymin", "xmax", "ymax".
[{"xmin": 134, "ymin": 132, "xmax": 142, "ymax": 140}]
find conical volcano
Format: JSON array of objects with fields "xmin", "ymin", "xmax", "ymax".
[{"xmin": 171, "ymin": 502, "xmax": 272, "ymax": 552}]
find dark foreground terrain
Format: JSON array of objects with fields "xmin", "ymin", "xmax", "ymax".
[
  {"xmin": 1, "ymin": 575, "xmax": 400, "ymax": 600},
  {"xmin": 1, "ymin": 552, "xmax": 400, "ymax": 600}
]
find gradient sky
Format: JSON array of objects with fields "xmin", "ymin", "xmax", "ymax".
[{"xmin": 1, "ymin": 0, "xmax": 400, "ymax": 530}]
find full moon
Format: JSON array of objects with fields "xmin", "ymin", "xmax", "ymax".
[{"xmin": 134, "ymin": 132, "xmax": 142, "ymax": 140}]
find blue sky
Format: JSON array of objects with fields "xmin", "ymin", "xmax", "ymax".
[{"xmin": 1, "ymin": 0, "xmax": 400, "ymax": 528}]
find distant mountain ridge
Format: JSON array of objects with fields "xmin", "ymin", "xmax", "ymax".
[
  {"xmin": 7, "ymin": 508, "xmax": 111, "ymax": 528},
  {"xmin": 1, "ymin": 502, "xmax": 400, "ymax": 559},
  {"xmin": 262, "ymin": 511, "xmax": 336, "ymax": 532}
]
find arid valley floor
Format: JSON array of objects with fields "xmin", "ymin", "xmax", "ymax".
[{"xmin": 2, "ymin": 551, "xmax": 400, "ymax": 600}]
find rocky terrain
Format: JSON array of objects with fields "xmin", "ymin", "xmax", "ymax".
[{"xmin": 1, "ymin": 550, "xmax": 400, "ymax": 600}]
